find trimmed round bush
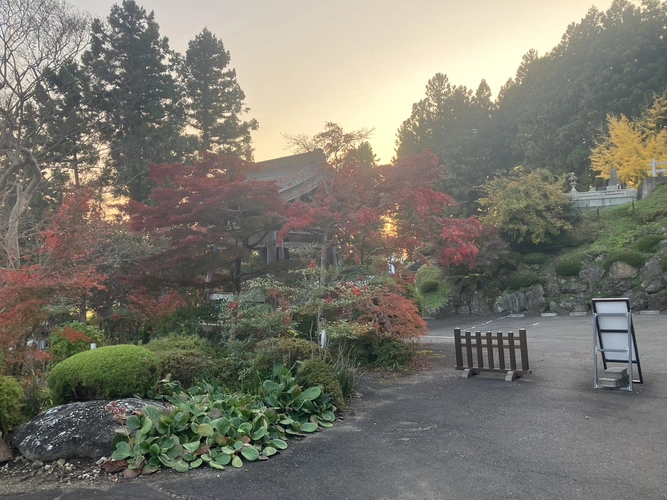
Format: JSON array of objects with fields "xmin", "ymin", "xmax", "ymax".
[
  {"xmin": 555, "ymin": 257, "xmax": 582, "ymax": 277},
  {"xmin": 635, "ymin": 234, "xmax": 664, "ymax": 253},
  {"xmin": 508, "ymin": 270, "xmax": 540, "ymax": 290},
  {"xmin": 523, "ymin": 253, "xmax": 547, "ymax": 265},
  {"xmin": 297, "ymin": 358, "xmax": 345, "ymax": 410},
  {"xmin": 419, "ymin": 279, "xmax": 439, "ymax": 294},
  {"xmin": 144, "ymin": 336, "xmax": 227, "ymax": 387},
  {"xmin": 47, "ymin": 345, "xmax": 161, "ymax": 405},
  {"xmin": 603, "ymin": 249, "xmax": 646, "ymax": 271},
  {"xmin": 0, "ymin": 376, "xmax": 24, "ymax": 433},
  {"xmin": 253, "ymin": 338, "xmax": 321, "ymax": 374}
]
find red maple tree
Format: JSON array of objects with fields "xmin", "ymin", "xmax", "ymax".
[
  {"xmin": 0, "ymin": 190, "xmax": 109, "ymax": 371},
  {"xmin": 127, "ymin": 154, "xmax": 287, "ymax": 293},
  {"xmin": 279, "ymin": 150, "xmax": 481, "ymax": 268}
]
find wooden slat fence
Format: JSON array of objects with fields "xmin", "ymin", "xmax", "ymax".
[{"xmin": 454, "ymin": 328, "xmax": 531, "ymax": 380}]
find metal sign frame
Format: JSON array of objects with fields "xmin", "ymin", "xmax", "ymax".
[{"xmin": 592, "ymin": 298, "xmax": 643, "ymax": 391}]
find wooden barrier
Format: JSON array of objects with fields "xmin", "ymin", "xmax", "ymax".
[{"xmin": 454, "ymin": 328, "xmax": 531, "ymax": 381}]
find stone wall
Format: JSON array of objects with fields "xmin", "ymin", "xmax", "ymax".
[{"xmin": 439, "ymin": 240, "xmax": 667, "ymax": 316}]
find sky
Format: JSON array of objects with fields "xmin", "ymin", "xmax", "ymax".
[{"xmin": 68, "ymin": 0, "xmax": 615, "ymax": 164}]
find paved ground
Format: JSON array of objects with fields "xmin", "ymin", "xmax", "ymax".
[{"xmin": 5, "ymin": 313, "xmax": 667, "ymax": 500}]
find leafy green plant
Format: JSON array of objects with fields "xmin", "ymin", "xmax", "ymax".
[
  {"xmin": 603, "ymin": 249, "xmax": 646, "ymax": 271},
  {"xmin": 110, "ymin": 366, "xmax": 336, "ymax": 476},
  {"xmin": 47, "ymin": 345, "xmax": 161, "ymax": 405},
  {"xmin": 508, "ymin": 270, "xmax": 540, "ymax": 290},
  {"xmin": 555, "ymin": 256, "xmax": 583, "ymax": 277},
  {"xmin": 49, "ymin": 321, "xmax": 105, "ymax": 363},
  {"xmin": 0, "ymin": 376, "xmax": 24, "ymax": 433},
  {"xmin": 635, "ymin": 234, "xmax": 664, "ymax": 253}
]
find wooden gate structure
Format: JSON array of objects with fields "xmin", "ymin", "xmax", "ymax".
[{"xmin": 454, "ymin": 328, "xmax": 531, "ymax": 381}]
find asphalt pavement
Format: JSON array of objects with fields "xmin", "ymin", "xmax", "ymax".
[{"xmin": 5, "ymin": 313, "xmax": 667, "ymax": 500}]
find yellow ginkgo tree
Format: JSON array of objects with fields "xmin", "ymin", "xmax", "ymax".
[{"xmin": 591, "ymin": 96, "xmax": 667, "ymax": 187}]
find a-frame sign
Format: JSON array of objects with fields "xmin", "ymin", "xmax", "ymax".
[{"xmin": 592, "ymin": 298, "xmax": 643, "ymax": 391}]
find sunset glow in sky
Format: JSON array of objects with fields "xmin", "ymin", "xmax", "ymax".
[{"xmin": 69, "ymin": 0, "xmax": 615, "ymax": 163}]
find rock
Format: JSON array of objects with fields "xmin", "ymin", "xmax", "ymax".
[
  {"xmin": 640, "ymin": 258, "xmax": 664, "ymax": 293},
  {"xmin": 626, "ymin": 288, "xmax": 648, "ymax": 310},
  {"xmin": 10, "ymin": 398, "xmax": 171, "ymax": 462},
  {"xmin": 0, "ymin": 436, "xmax": 12, "ymax": 464},
  {"xmin": 559, "ymin": 280, "xmax": 588, "ymax": 294},
  {"xmin": 608, "ymin": 261, "xmax": 638, "ymax": 280},
  {"xmin": 525, "ymin": 284, "xmax": 546, "ymax": 313},
  {"xmin": 469, "ymin": 292, "xmax": 491, "ymax": 315},
  {"xmin": 550, "ymin": 296, "xmax": 589, "ymax": 314},
  {"xmin": 31, "ymin": 460, "xmax": 43, "ymax": 469},
  {"xmin": 494, "ymin": 291, "xmax": 527, "ymax": 314},
  {"xmin": 648, "ymin": 293, "xmax": 667, "ymax": 310},
  {"xmin": 580, "ymin": 265, "xmax": 605, "ymax": 292}
]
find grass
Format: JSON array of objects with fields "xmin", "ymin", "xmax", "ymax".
[{"xmin": 568, "ymin": 183, "xmax": 667, "ymax": 258}]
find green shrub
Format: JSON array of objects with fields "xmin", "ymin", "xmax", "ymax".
[
  {"xmin": 603, "ymin": 249, "xmax": 646, "ymax": 271},
  {"xmin": 0, "ymin": 376, "xmax": 24, "ymax": 433},
  {"xmin": 522, "ymin": 252, "xmax": 548, "ymax": 265},
  {"xmin": 371, "ymin": 337, "xmax": 415, "ymax": 369},
  {"xmin": 419, "ymin": 279, "xmax": 439, "ymax": 294},
  {"xmin": 508, "ymin": 270, "xmax": 540, "ymax": 290},
  {"xmin": 297, "ymin": 358, "xmax": 345, "ymax": 410},
  {"xmin": 49, "ymin": 321, "xmax": 105, "ymax": 363},
  {"xmin": 144, "ymin": 336, "xmax": 227, "ymax": 388},
  {"xmin": 222, "ymin": 303, "xmax": 291, "ymax": 341},
  {"xmin": 47, "ymin": 345, "xmax": 161, "ymax": 405},
  {"xmin": 555, "ymin": 257, "xmax": 582, "ymax": 277},
  {"xmin": 663, "ymin": 259, "xmax": 667, "ymax": 272},
  {"xmin": 635, "ymin": 234, "xmax": 664, "ymax": 253},
  {"xmin": 253, "ymin": 338, "xmax": 321, "ymax": 375}
]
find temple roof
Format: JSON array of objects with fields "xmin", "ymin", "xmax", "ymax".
[{"xmin": 251, "ymin": 149, "xmax": 326, "ymax": 201}]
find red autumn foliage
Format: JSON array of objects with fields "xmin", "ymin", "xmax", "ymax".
[
  {"xmin": 0, "ymin": 190, "xmax": 109, "ymax": 371},
  {"xmin": 128, "ymin": 288, "xmax": 187, "ymax": 328},
  {"xmin": 127, "ymin": 154, "xmax": 287, "ymax": 292},
  {"xmin": 279, "ymin": 151, "xmax": 481, "ymax": 267},
  {"xmin": 354, "ymin": 281, "xmax": 427, "ymax": 340}
]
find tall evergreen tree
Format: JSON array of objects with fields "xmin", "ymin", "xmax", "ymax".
[
  {"xmin": 395, "ymin": 74, "xmax": 495, "ymax": 204},
  {"xmin": 181, "ymin": 28, "xmax": 258, "ymax": 159},
  {"xmin": 35, "ymin": 60, "xmax": 99, "ymax": 189},
  {"xmin": 82, "ymin": 0, "xmax": 186, "ymax": 201}
]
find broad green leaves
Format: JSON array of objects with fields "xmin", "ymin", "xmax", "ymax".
[{"xmin": 111, "ymin": 369, "xmax": 336, "ymax": 476}]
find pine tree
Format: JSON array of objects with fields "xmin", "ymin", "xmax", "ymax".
[
  {"xmin": 82, "ymin": 0, "xmax": 186, "ymax": 201},
  {"xmin": 181, "ymin": 28, "xmax": 258, "ymax": 159}
]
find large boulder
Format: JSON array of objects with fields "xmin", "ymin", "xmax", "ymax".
[
  {"xmin": 579, "ymin": 265, "xmax": 605, "ymax": 292},
  {"xmin": 549, "ymin": 296, "xmax": 589, "ymax": 314},
  {"xmin": 10, "ymin": 398, "xmax": 171, "ymax": 462},
  {"xmin": 525, "ymin": 284, "xmax": 546, "ymax": 313},
  {"xmin": 469, "ymin": 292, "xmax": 492, "ymax": 315},
  {"xmin": 640, "ymin": 258, "xmax": 665, "ymax": 294},
  {"xmin": 494, "ymin": 291, "xmax": 526, "ymax": 314},
  {"xmin": 608, "ymin": 261, "xmax": 638, "ymax": 280}
]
